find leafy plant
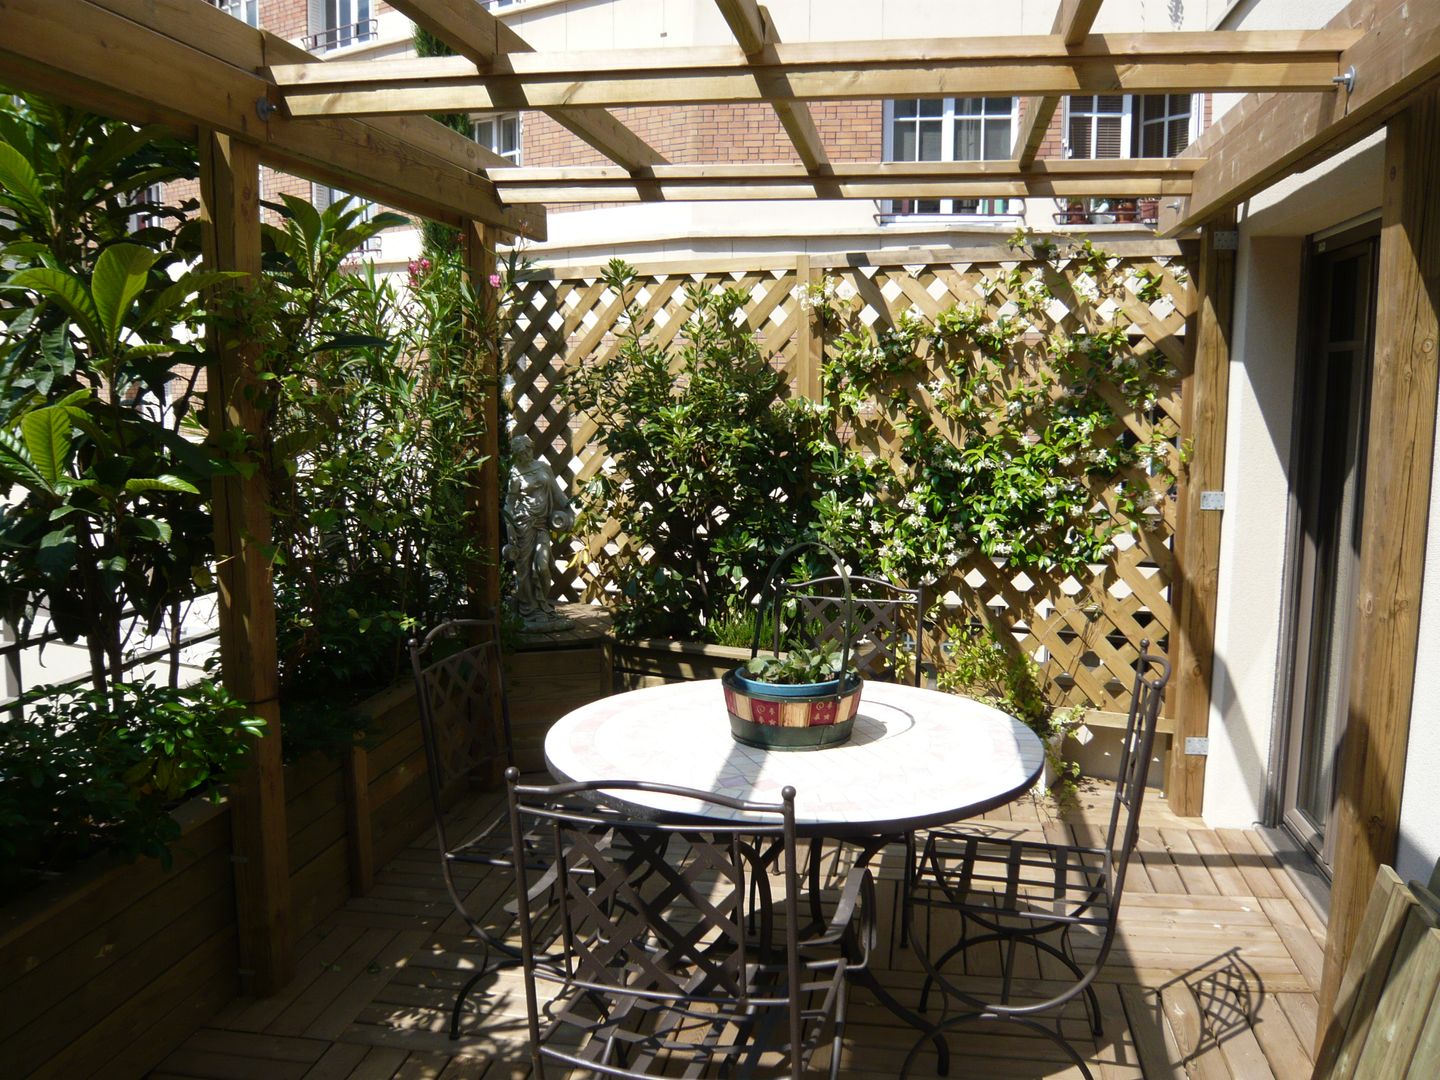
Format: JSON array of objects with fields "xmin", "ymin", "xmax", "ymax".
[
  {"xmin": 569, "ymin": 259, "xmax": 823, "ymax": 638},
  {"xmin": 0, "ymin": 679, "xmax": 263, "ymax": 898},
  {"xmin": 744, "ymin": 641, "xmax": 849, "ymax": 686}
]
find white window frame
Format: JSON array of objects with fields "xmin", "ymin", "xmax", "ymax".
[
  {"xmin": 307, "ymin": 0, "xmax": 374, "ymax": 54},
  {"xmin": 1062, "ymin": 94, "xmax": 1202, "ymax": 160},
  {"xmin": 1133, "ymin": 93, "xmax": 1202, "ymax": 158},
  {"xmin": 210, "ymin": 0, "xmax": 258, "ymax": 25},
  {"xmin": 880, "ymin": 97, "xmax": 1022, "ymax": 221},
  {"xmin": 472, "ymin": 113, "xmax": 522, "ymax": 165}
]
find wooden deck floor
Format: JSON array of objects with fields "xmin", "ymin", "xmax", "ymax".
[{"xmin": 153, "ymin": 784, "xmax": 1326, "ymax": 1079}]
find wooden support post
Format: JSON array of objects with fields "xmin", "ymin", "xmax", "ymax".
[
  {"xmin": 463, "ymin": 222, "xmax": 503, "ymax": 618},
  {"xmin": 343, "ymin": 746, "xmax": 374, "ymax": 896},
  {"xmin": 792, "ymin": 255, "xmax": 823, "ymax": 400},
  {"xmin": 1166, "ymin": 216, "xmax": 1235, "ymax": 818},
  {"xmin": 1318, "ymin": 91, "xmax": 1440, "ymax": 1035},
  {"xmin": 199, "ymin": 131, "xmax": 291, "ymax": 994}
]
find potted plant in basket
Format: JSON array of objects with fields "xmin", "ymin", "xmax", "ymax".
[{"xmin": 721, "ymin": 542, "xmax": 865, "ymax": 751}]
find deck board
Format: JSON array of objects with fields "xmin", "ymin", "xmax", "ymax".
[{"xmin": 153, "ymin": 782, "xmax": 1322, "ymax": 1079}]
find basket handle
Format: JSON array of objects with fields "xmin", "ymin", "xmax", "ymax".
[{"xmin": 749, "ymin": 540, "xmax": 855, "ymax": 678}]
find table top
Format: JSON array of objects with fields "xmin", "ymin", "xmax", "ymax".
[{"xmin": 543, "ymin": 678, "xmax": 1045, "ymax": 837}]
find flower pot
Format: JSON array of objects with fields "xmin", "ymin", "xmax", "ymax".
[{"xmin": 722, "ymin": 667, "xmax": 863, "ymax": 751}]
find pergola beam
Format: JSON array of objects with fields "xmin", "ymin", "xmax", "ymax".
[
  {"xmin": 271, "ymin": 30, "xmax": 1357, "ymax": 117},
  {"xmin": 714, "ymin": 0, "xmax": 829, "ymax": 174},
  {"xmin": 386, "ymin": 0, "xmax": 666, "ymax": 171},
  {"xmin": 1015, "ymin": 0, "xmax": 1106, "ymax": 168},
  {"xmin": 0, "ymin": 0, "xmax": 545, "ymax": 238},
  {"xmin": 1158, "ymin": 0, "xmax": 1440, "ymax": 233}
]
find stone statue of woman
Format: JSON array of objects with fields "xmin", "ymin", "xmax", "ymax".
[{"xmin": 504, "ymin": 433, "xmax": 575, "ymax": 627}]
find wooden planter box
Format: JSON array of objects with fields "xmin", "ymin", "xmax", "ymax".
[
  {"xmin": 0, "ymin": 680, "xmax": 430, "ymax": 1079},
  {"xmin": 613, "ymin": 638, "xmax": 751, "ymax": 689}
]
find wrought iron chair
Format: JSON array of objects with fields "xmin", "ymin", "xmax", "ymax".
[
  {"xmin": 505, "ymin": 772, "xmax": 875, "ymax": 1079},
  {"xmin": 899, "ymin": 643, "xmax": 1171, "ymax": 1079},
  {"xmin": 409, "ymin": 617, "xmax": 566, "ymax": 1039},
  {"xmin": 776, "ymin": 573, "xmax": 930, "ymax": 688},
  {"xmin": 776, "ymin": 567, "xmax": 931, "ymax": 941}
]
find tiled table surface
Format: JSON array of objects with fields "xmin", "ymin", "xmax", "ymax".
[{"xmin": 545, "ymin": 678, "xmax": 1045, "ymax": 836}]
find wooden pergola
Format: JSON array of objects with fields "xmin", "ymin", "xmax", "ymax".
[{"xmin": 2, "ymin": 0, "xmax": 1437, "ymax": 1045}]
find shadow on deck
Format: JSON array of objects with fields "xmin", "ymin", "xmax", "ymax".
[{"xmin": 153, "ymin": 784, "xmax": 1325, "ymax": 1079}]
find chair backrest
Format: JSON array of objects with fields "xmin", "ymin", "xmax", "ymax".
[
  {"xmin": 778, "ymin": 574, "xmax": 926, "ymax": 686},
  {"xmin": 505, "ymin": 774, "xmax": 805, "ymax": 1076},
  {"xmin": 408, "ymin": 618, "xmax": 508, "ymax": 854},
  {"xmin": 1101, "ymin": 642, "xmax": 1171, "ymax": 908}
]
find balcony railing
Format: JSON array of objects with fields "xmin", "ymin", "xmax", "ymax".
[{"xmin": 305, "ymin": 18, "xmax": 377, "ymax": 53}]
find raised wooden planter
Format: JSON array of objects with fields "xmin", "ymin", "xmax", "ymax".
[
  {"xmin": 613, "ymin": 638, "xmax": 751, "ymax": 689},
  {"xmin": 0, "ymin": 679, "xmax": 431, "ymax": 1079}
]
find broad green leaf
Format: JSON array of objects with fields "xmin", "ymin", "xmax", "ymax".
[
  {"xmin": 92, "ymin": 243, "xmax": 159, "ymax": 350},
  {"xmin": 138, "ymin": 270, "xmax": 245, "ymax": 329},
  {"xmin": 0, "ymin": 140, "xmax": 50, "ymax": 228},
  {"xmin": 123, "ymin": 474, "xmax": 201, "ymax": 495},
  {"xmin": 130, "ymin": 517, "xmax": 173, "ymax": 543},
  {"xmin": 0, "ymin": 428, "xmax": 49, "ymax": 493},
  {"xmin": 20, "ymin": 406, "xmax": 74, "ymax": 487},
  {"xmin": 6, "ymin": 268, "xmax": 100, "ymax": 342}
]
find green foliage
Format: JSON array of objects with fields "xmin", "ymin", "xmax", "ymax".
[
  {"xmin": 569, "ymin": 259, "xmax": 823, "ymax": 638},
  {"xmin": 744, "ymin": 641, "xmax": 848, "ymax": 685},
  {"xmin": 705, "ymin": 596, "xmax": 777, "ymax": 649},
  {"xmin": 0, "ymin": 679, "xmax": 262, "ymax": 899},
  {"xmin": 226, "ymin": 196, "xmax": 507, "ymax": 757},
  {"xmin": 0, "ymin": 90, "xmax": 225, "ymax": 690}
]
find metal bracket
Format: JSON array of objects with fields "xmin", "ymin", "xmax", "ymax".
[
  {"xmin": 1185, "ymin": 737, "xmax": 1210, "ymax": 756},
  {"xmin": 1333, "ymin": 65, "xmax": 1356, "ymax": 93},
  {"xmin": 1199, "ymin": 491, "xmax": 1226, "ymax": 511},
  {"xmin": 1213, "ymin": 230, "xmax": 1239, "ymax": 251}
]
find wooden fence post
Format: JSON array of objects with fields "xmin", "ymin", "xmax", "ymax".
[
  {"xmin": 199, "ymin": 131, "xmax": 291, "ymax": 994},
  {"xmin": 1166, "ymin": 216, "xmax": 1235, "ymax": 818},
  {"xmin": 792, "ymin": 254, "xmax": 822, "ymax": 400},
  {"xmin": 1319, "ymin": 91, "xmax": 1440, "ymax": 1034},
  {"xmin": 463, "ymin": 221, "xmax": 503, "ymax": 618}
]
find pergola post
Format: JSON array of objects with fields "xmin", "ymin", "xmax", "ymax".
[
  {"xmin": 1167, "ymin": 216, "xmax": 1235, "ymax": 817},
  {"xmin": 792, "ymin": 254, "xmax": 822, "ymax": 401},
  {"xmin": 1318, "ymin": 91, "xmax": 1440, "ymax": 1034},
  {"xmin": 199, "ymin": 131, "xmax": 292, "ymax": 995},
  {"xmin": 462, "ymin": 221, "xmax": 504, "ymax": 619}
]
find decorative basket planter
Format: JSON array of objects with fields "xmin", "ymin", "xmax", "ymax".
[{"xmin": 722, "ymin": 667, "xmax": 864, "ymax": 750}]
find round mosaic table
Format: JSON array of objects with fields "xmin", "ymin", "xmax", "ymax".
[{"xmin": 544, "ymin": 678, "xmax": 1045, "ymax": 837}]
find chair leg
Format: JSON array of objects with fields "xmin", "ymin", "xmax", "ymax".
[
  {"xmin": 449, "ymin": 956, "xmax": 491, "ymax": 1040},
  {"xmin": 829, "ymin": 976, "xmax": 848, "ymax": 1080},
  {"xmin": 1062, "ymin": 927, "xmax": 1103, "ymax": 1037},
  {"xmin": 900, "ymin": 1010, "xmax": 1096, "ymax": 1080},
  {"xmin": 899, "ymin": 831, "xmax": 916, "ymax": 948}
]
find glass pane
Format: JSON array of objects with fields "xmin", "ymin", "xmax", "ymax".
[
  {"xmin": 956, "ymin": 98, "xmax": 981, "ymax": 116},
  {"xmin": 1068, "ymin": 115, "xmax": 1093, "ymax": 158},
  {"xmin": 1167, "ymin": 116, "xmax": 1190, "ymax": 154},
  {"xmin": 984, "ymin": 97, "xmax": 1012, "ymax": 113},
  {"xmin": 1140, "ymin": 121, "xmax": 1164, "ymax": 158},
  {"xmin": 1097, "ymin": 94, "xmax": 1124, "ymax": 113},
  {"xmin": 918, "ymin": 99, "xmax": 943, "ymax": 117},
  {"xmin": 915, "ymin": 199, "xmax": 942, "ymax": 213},
  {"xmin": 502, "ymin": 117, "xmax": 518, "ymax": 153},
  {"xmin": 984, "ymin": 119, "xmax": 1012, "ymax": 160},
  {"xmin": 954, "ymin": 119, "xmax": 982, "ymax": 160},
  {"xmin": 895, "ymin": 125, "xmax": 917, "ymax": 161},
  {"xmin": 918, "ymin": 120, "xmax": 943, "ymax": 161},
  {"xmin": 1094, "ymin": 115, "xmax": 1123, "ymax": 158},
  {"xmin": 894, "ymin": 99, "xmax": 918, "ymax": 119}
]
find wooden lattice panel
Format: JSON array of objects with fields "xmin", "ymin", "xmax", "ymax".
[{"xmin": 504, "ymin": 245, "xmax": 1194, "ymax": 718}]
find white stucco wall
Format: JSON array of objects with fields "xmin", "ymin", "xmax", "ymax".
[
  {"xmin": 1396, "ymin": 419, "xmax": 1440, "ymax": 885},
  {"xmin": 1200, "ymin": 133, "xmax": 1385, "ymax": 829}
]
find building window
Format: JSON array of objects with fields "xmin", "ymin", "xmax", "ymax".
[
  {"xmin": 306, "ymin": 0, "xmax": 374, "ymax": 53},
  {"xmin": 210, "ymin": 0, "xmax": 258, "ymax": 25},
  {"xmin": 126, "ymin": 183, "xmax": 167, "ymax": 233},
  {"xmin": 1064, "ymin": 94, "xmax": 1198, "ymax": 159},
  {"xmin": 883, "ymin": 97, "xmax": 1020, "ymax": 218},
  {"xmin": 312, "ymin": 183, "xmax": 381, "ymax": 253},
  {"xmin": 1133, "ymin": 94, "xmax": 1195, "ymax": 157},
  {"xmin": 473, "ymin": 114, "xmax": 522, "ymax": 164}
]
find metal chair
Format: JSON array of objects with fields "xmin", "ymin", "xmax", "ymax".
[
  {"xmin": 408, "ymin": 617, "xmax": 561, "ymax": 1039},
  {"xmin": 777, "ymin": 570, "xmax": 932, "ymax": 942},
  {"xmin": 506, "ymin": 772, "xmax": 875, "ymax": 1079},
  {"xmin": 900, "ymin": 644, "xmax": 1171, "ymax": 1079},
  {"xmin": 777, "ymin": 573, "xmax": 930, "ymax": 687}
]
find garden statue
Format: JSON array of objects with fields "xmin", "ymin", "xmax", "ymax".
[{"xmin": 505, "ymin": 433, "xmax": 575, "ymax": 628}]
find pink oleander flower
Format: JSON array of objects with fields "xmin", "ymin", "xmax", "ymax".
[{"xmin": 489, "ymin": 273, "xmax": 502, "ymax": 288}]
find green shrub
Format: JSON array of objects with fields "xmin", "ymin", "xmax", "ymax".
[{"xmin": 0, "ymin": 680, "xmax": 263, "ymax": 899}]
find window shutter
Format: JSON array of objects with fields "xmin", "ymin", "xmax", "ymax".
[
  {"xmin": 311, "ymin": 182, "xmax": 333, "ymax": 210},
  {"xmin": 307, "ymin": 0, "xmax": 327, "ymax": 37}
]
